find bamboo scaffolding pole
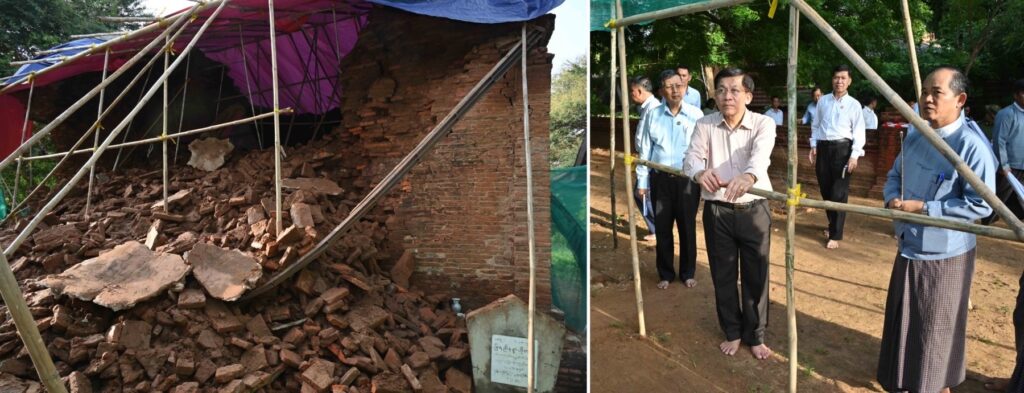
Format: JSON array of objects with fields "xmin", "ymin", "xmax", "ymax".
[
  {"xmin": 789, "ymin": 0, "xmax": 1024, "ymax": 241},
  {"xmin": 784, "ymin": 6, "xmax": 800, "ymax": 393},
  {"xmin": 900, "ymin": 0, "xmax": 922, "ymax": 98},
  {"xmin": 268, "ymin": 0, "xmax": 284, "ymax": 236},
  {"xmin": 615, "ymin": 0, "xmax": 646, "ymax": 337},
  {"xmin": 609, "ymin": 5, "xmax": 619, "ymax": 249},
  {"xmin": 162, "ymin": 36, "xmax": 170, "ymax": 213},
  {"xmin": 521, "ymin": 24, "xmax": 538, "ymax": 393},
  {"xmin": 0, "ymin": 0, "xmax": 226, "ymax": 93},
  {"xmin": 98, "ymin": 16, "xmax": 161, "ymax": 23},
  {"xmin": 0, "ymin": 3, "xmax": 202, "ymax": 175},
  {"xmin": 12, "ymin": 77, "xmax": 34, "ymax": 208},
  {"xmin": 242, "ymin": 28, "xmax": 546, "ymax": 300},
  {"xmin": 0, "ymin": 251, "xmax": 65, "ymax": 392},
  {"xmin": 2, "ymin": 0, "xmax": 229, "ymax": 258},
  {"xmin": 86, "ymin": 49, "xmax": 111, "ymax": 219},
  {"xmin": 623, "ymin": 155, "xmax": 1023, "ymax": 242},
  {"xmin": 606, "ymin": 0, "xmax": 753, "ymax": 28},
  {"xmin": 0, "ymin": 15, "xmax": 198, "ymax": 226},
  {"xmin": 34, "ymin": 44, "xmax": 97, "ymax": 56},
  {"xmin": 68, "ymin": 32, "xmax": 127, "ymax": 39},
  {"xmin": 16, "ymin": 111, "xmax": 291, "ymax": 162}
]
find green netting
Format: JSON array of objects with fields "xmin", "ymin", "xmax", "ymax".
[
  {"xmin": 550, "ymin": 165, "xmax": 587, "ymax": 332},
  {"xmin": 590, "ymin": 0, "xmax": 711, "ymax": 31}
]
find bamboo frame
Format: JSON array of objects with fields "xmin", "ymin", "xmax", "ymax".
[
  {"xmin": 12, "ymin": 77, "xmax": 34, "ymax": 207},
  {"xmin": 606, "ymin": 2, "xmax": 1024, "ymax": 390},
  {"xmin": 2, "ymin": 0, "xmax": 229, "ymax": 258},
  {"xmin": 609, "ymin": 5, "xmax": 619, "ymax": 249},
  {"xmin": 162, "ymin": 36, "xmax": 170, "ymax": 212},
  {"xmin": 268, "ymin": 0, "xmax": 284, "ymax": 236},
  {"xmin": 86, "ymin": 49, "xmax": 111, "ymax": 219},
  {"xmin": 521, "ymin": 24, "xmax": 538, "ymax": 393},
  {"xmin": 615, "ymin": 0, "xmax": 647, "ymax": 338},
  {"xmin": 900, "ymin": 0, "xmax": 922, "ymax": 98},
  {"xmin": 242, "ymin": 27, "xmax": 547, "ymax": 300}
]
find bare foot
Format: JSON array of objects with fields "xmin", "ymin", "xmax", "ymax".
[
  {"xmin": 751, "ymin": 344, "xmax": 773, "ymax": 360},
  {"xmin": 684, "ymin": 279, "xmax": 696, "ymax": 288},
  {"xmin": 719, "ymin": 339, "xmax": 740, "ymax": 356},
  {"xmin": 826, "ymin": 240, "xmax": 840, "ymax": 249},
  {"xmin": 644, "ymin": 234, "xmax": 656, "ymax": 242},
  {"xmin": 984, "ymin": 378, "xmax": 1009, "ymax": 391},
  {"xmin": 657, "ymin": 280, "xmax": 669, "ymax": 289}
]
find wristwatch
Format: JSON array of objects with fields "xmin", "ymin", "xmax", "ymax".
[{"xmin": 921, "ymin": 203, "xmax": 928, "ymax": 214}]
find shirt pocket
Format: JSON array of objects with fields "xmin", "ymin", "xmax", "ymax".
[
  {"xmin": 911, "ymin": 161, "xmax": 953, "ymax": 201},
  {"xmin": 920, "ymin": 225, "xmax": 949, "ymax": 254}
]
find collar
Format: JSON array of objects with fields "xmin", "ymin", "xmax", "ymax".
[
  {"xmin": 717, "ymin": 109, "xmax": 753, "ymax": 131},
  {"xmin": 768, "ymin": 108, "xmax": 781, "ymax": 113},
  {"xmin": 660, "ymin": 101, "xmax": 685, "ymax": 117},
  {"xmin": 641, "ymin": 95, "xmax": 659, "ymax": 109},
  {"xmin": 932, "ymin": 114, "xmax": 964, "ymax": 138},
  {"xmin": 1014, "ymin": 102, "xmax": 1024, "ymax": 113}
]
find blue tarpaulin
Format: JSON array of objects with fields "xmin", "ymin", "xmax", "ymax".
[{"xmin": 371, "ymin": 0, "xmax": 563, "ymax": 24}]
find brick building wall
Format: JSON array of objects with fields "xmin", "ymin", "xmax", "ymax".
[{"xmin": 335, "ymin": 8, "xmax": 554, "ymax": 310}]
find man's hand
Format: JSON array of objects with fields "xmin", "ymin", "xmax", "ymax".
[
  {"xmin": 698, "ymin": 170, "xmax": 724, "ymax": 194},
  {"xmin": 638, "ymin": 188, "xmax": 648, "ymax": 198},
  {"xmin": 723, "ymin": 174, "xmax": 755, "ymax": 202},
  {"xmin": 1004, "ymin": 167, "xmax": 1012, "ymax": 176},
  {"xmin": 887, "ymin": 198, "xmax": 925, "ymax": 213},
  {"xmin": 847, "ymin": 157, "xmax": 859, "ymax": 172},
  {"xmin": 809, "ymin": 148, "xmax": 816, "ymax": 165}
]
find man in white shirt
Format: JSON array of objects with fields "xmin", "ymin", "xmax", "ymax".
[
  {"xmin": 683, "ymin": 68, "xmax": 776, "ymax": 360},
  {"xmin": 675, "ymin": 66, "xmax": 702, "ymax": 110},
  {"xmin": 764, "ymin": 95, "xmax": 784, "ymax": 126},
  {"xmin": 629, "ymin": 76, "xmax": 659, "ymax": 241},
  {"xmin": 862, "ymin": 96, "xmax": 879, "ymax": 130},
  {"xmin": 809, "ymin": 64, "xmax": 866, "ymax": 249},
  {"xmin": 801, "ymin": 87, "xmax": 823, "ymax": 126}
]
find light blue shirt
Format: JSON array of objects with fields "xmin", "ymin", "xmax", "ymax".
[
  {"xmin": 801, "ymin": 102, "xmax": 817, "ymax": 126},
  {"xmin": 635, "ymin": 101, "xmax": 704, "ymax": 189},
  {"xmin": 684, "ymin": 86, "xmax": 701, "ymax": 110},
  {"xmin": 810, "ymin": 93, "xmax": 867, "ymax": 157},
  {"xmin": 994, "ymin": 102, "xmax": 1024, "ymax": 170},
  {"xmin": 883, "ymin": 115, "xmax": 995, "ymax": 260},
  {"xmin": 863, "ymin": 107, "xmax": 878, "ymax": 130},
  {"xmin": 638, "ymin": 95, "xmax": 661, "ymax": 120},
  {"xmin": 764, "ymin": 108, "xmax": 784, "ymax": 126}
]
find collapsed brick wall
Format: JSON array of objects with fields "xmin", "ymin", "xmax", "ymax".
[{"xmin": 336, "ymin": 8, "xmax": 554, "ymax": 310}]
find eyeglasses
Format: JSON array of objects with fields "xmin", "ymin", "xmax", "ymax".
[
  {"xmin": 663, "ymin": 84, "xmax": 685, "ymax": 91},
  {"xmin": 715, "ymin": 88, "xmax": 748, "ymax": 97}
]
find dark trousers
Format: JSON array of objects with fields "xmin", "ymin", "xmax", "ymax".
[
  {"xmin": 981, "ymin": 168, "xmax": 1024, "ymax": 225},
  {"xmin": 633, "ymin": 179, "xmax": 656, "ymax": 235},
  {"xmin": 704, "ymin": 199, "xmax": 771, "ymax": 346},
  {"xmin": 651, "ymin": 171, "xmax": 701, "ymax": 282},
  {"xmin": 1009, "ymin": 270, "xmax": 1024, "ymax": 393},
  {"xmin": 816, "ymin": 139, "xmax": 852, "ymax": 240}
]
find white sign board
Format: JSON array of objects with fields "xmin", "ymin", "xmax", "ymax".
[{"xmin": 490, "ymin": 335, "xmax": 538, "ymax": 388}]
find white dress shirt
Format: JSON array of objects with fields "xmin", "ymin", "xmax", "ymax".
[
  {"xmin": 810, "ymin": 93, "xmax": 867, "ymax": 158},
  {"xmin": 682, "ymin": 111, "xmax": 776, "ymax": 203},
  {"xmin": 863, "ymin": 107, "xmax": 878, "ymax": 130},
  {"xmin": 764, "ymin": 108, "xmax": 784, "ymax": 126}
]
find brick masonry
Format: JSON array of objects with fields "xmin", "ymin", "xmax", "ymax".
[{"xmin": 335, "ymin": 8, "xmax": 554, "ymax": 310}]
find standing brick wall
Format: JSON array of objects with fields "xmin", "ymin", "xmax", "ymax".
[{"xmin": 335, "ymin": 8, "xmax": 554, "ymax": 309}]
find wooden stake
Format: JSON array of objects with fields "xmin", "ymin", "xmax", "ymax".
[
  {"xmin": 12, "ymin": 77, "xmax": 34, "ymax": 208},
  {"xmin": 784, "ymin": 6, "xmax": 800, "ymax": 392},
  {"xmin": 616, "ymin": 0, "xmax": 646, "ymax": 337},
  {"xmin": 900, "ymin": 0, "xmax": 922, "ymax": 99},
  {"xmin": 789, "ymin": 0, "xmax": 1024, "ymax": 240},
  {"xmin": 268, "ymin": 0, "xmax": 284, "ymax": 236},
  {"xmin": 162, "ymin": 35, "xmax": 170, "ymax": 213},
  {"xmin": 86, "ymin": 49, "xmax": 111, "ymax": 219},
  {"xmin": 609, "ymin": 8, "xmax": 619, "ymax": 249},
  {"xmin": 521, "ymin": 24, "xmax": 538, "ymax": 393}
]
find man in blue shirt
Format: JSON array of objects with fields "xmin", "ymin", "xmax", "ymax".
[
  {"xmin": 877, "ymin": 66, "xmax": 995, "ymax": 393},
  {"xmin": 636, "ymin": 70, "xmax": 704, "ymax": 289},
  {"xmin": 675, "ymin": 66, "xmax": 702, "ymax": 110},
  {"xmin": 629, "ymin": 76, "xmax": 660, "ymax": 241},
  {"xmin": 801, "ymin": 87, "xmax": 823, "ymax": 127},
  {"xmin": 809, "ymin": 65, "xmax": 867, "ymax": 249},
  {"xmin": 983, "ymin": 79, "xmax": 1024, "ymax": 224}
]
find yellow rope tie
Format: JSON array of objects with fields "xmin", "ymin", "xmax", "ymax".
[
  {"xmin": 605, "ymin": 19, "xmax": 616, "ymax": 29},
  {"xmin": 786, "ymin": 183, "xmax": 806, "ymax": 207},
  {"xmin": 768, "ymin": 0, "xmax": 779, "ymax": 18},
  {"xmin": 164, "ymin": 43, "xmax": 178, "ymax": 55},
  {"xmin": 25, "ymin": 72, "xmax": 35, "ymax": 84},
  {"xmin": 624, "ymin": 154, "xmax": 635, "ymax": 167}
]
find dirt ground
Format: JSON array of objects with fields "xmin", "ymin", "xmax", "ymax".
[{"xmin": 589, "ymin": 150, "xmax": 1022, "ymax": 393}]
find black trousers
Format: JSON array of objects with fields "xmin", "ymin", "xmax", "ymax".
[
  {"xmin": 704, "ymin": 199, "xmax": 771, "ymax": 346},
  {"xmin": 1009, "ymin": 269, "xmax": 1024, "ymax": 393},
  {"xmin": 816, "ymin": 139, "xmax": 852, "ymax": 240},
  {"xmin": 650, "ymin": 171, "xmax": 701, "ymax": 282},
  {"xmin": 981, "ymin": 168, "xmax": 1024, "ymax": 225}
]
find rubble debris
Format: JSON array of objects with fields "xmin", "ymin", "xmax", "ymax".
[
  {"xmin": 281, "ymin": 177, "xmax": 344, "ymax": 196},
  {"xmin": 185, "ymin": 243, "xmax": 262, "ymax": 301},
  {"xmin": 187, "ymin": 138, "xmax": 234, "ymax": 171},
  {"xmin": 41, "ymin": 241, "xmax": 190, "ymax": 311},
  {"xmin": 389, "ymin": 250, "xmax": 415, "ymax": 289}
]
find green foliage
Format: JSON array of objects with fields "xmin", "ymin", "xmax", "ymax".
[
  {"xmin": 550, "ymin": 55, "xmax": 587, "ymax": 168},
  {"xmin": 0, "ymin": 0, "xmax": 147, "ymax": 76}
]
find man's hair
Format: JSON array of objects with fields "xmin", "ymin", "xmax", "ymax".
[
  {"xmin": 832, "ymin": 64, "xmax": 852, "ymax": 77},
  {"xmin": 1013, "ymin": 79, "xmax": 1024, "ymax": 95},
  {"xmin": 659, "ymin": 69, "xmax": 680, "ymax": 87},
  {"xmin": 811, "ymin": 86, "xmax": 822, "ymax": 95},
  {"xmin": 771, "ymin": 95, "xmax": 780, "ymax": 101},
  {"xmin": 931, "ymin": 65, "xmax": 969, "ymax": 95},
  {"xmin": 630, "ymin": 76, "xmax": 653, "ymax": 93},
  {"xmin": 865, "ymin": 95, "xmax": 877, "ymax": 105},
  {"xmin": 713, "ymin": 68, "xmax": 755, "ymax": 92},
  {"xmin": 675, "ymin": 65, "xmax": 690, "ymax": 73}
]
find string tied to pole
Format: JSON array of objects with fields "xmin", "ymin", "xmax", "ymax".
[
  {"xmin": 623, "ymin": 154, "xmax": 635, "ymax": 167},
  {"xmin": 164, "ymin": 42, "xmax": 178, "ymax": 55},
  {"xmin": 605, "ymin": 19, "xmax": 616, "ymax": 28},
  {"xmin": 768, "ymin": 0, "xmax": 779, "ymax": 18},
  {"xmin": 786, "ymin": 183, "xmax": 806, "ymax": 207}
]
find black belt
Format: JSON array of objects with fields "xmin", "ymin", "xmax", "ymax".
[
  {"xmin": 707, "ymin": 199, "xmax": 765, "ymax": 211},
  {"xmin": 651, "ymin": 169, "xmax": 684, "ymax": 178},
  {"xmin": 818, "ymin": 138, "xmax": 851, "ymax": 145}
]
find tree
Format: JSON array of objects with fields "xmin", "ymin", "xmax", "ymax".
[
  {"xmin": 0, "ymin": 0, "xmax": 147, "ymax": 77},
  {"xmin": 550, "ymin": 55, "xmax": 586, "ymax": 168}
]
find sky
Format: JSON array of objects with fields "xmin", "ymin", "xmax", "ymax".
[{"xmin": 142, "ymin": 0, "xmax": 587, "ymax": 75}]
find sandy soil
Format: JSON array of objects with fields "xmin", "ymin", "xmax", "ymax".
[{"xmin": 589, "ymin": 150, "xmax": 1021, "ymax": 393}]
